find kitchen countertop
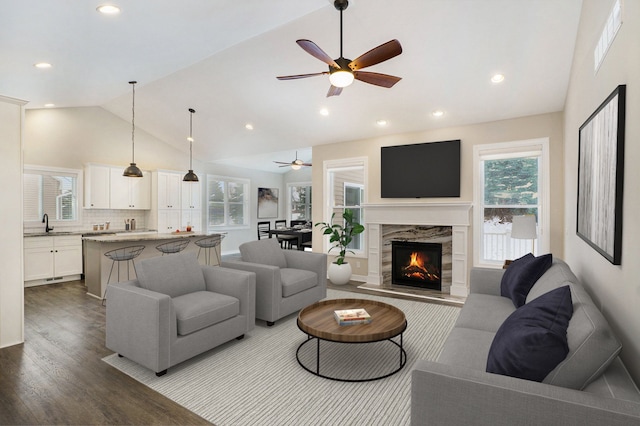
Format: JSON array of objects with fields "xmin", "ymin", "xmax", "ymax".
[
  {"xmin": 24, "ymin": 229, "xmax": 154, "ymax": 238},
  {"xmin": 82, "ymin": 232, "xmax": 209, "ymax": 243}
]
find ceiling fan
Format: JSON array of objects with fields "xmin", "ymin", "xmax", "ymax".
[
  {"xmin": 274, "ymin": 151, "xmax": 312, "ymax": 170},
  {"xmin": 277, "ymin": 0, "xmax": 402, "ymax": 97}
]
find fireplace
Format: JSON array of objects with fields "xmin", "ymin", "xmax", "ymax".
[{"xmin": 391, "ymin": 241, "xmax": 442, "ymax": 291}]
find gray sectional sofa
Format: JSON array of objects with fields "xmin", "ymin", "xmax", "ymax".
[{"xmin": 411, "ymin": 258, "xmax": 640, "ymax": 425}]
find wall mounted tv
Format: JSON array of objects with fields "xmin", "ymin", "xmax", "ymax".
[{"xmin": 381, "ymin": 140, "xmax": 461, "ymax": 198}]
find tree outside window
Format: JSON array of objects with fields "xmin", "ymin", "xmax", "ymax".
[
  {"xmin": 289, "ymin": 184, "xmax": 312, "ymax": 221},
  {"xmin": 207, "ymin": 176, "xmax": 248, "ymax": 229}
]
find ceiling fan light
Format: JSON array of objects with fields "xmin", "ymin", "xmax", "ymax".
[
  {"xmin": 329, "ymin": 70, "xmax": 354, "ymax": 88},
  {"xmin": 291, "ymin": 164, "xmax": 302, "ymax": 170}
]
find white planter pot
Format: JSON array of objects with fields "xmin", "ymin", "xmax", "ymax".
[{"xmin": 328, "ymin": 262, "xmax": 352, "ymax": 285}]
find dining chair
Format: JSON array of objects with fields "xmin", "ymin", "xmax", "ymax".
[
  {"xmin": 257, "ymin": 221, "xmax": 271, "ymax": 240},
  {"xmin": 274, "ymin": 220, "xmax": 297, "ymax": 249}
]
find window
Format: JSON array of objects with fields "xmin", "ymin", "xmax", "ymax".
[
  {"xmin": 207, "ymin": 175, "xmax": 249, "ymax": 230},
  {"xmin": 324, "ymin": 158, "xmax": 367, "ymax": 255},
  {"xmin": 23, "ymin": 166, "xmax": 81, "ymax": 225},
  {"xmin": 473, "ymin": 139, "xmax": 550, "ymax": 267},
  {"xmin": 288, "ymin": 183, "xmax": 312, "ymax": 221}
]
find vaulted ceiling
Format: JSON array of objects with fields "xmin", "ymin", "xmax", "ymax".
[{"xmin": 1, "ymin": 0, "xmax": 583, "ymax": 172}]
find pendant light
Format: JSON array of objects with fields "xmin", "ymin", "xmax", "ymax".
[
  {"xmin": 183, "ymin": 108, "xmax": 199, "ymax": 182},
  {"xmin": 123, "ymin": 81, "xmax": 143, "ymax": 177}
]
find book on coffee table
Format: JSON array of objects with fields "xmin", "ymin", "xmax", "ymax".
[{"xmin": 334, "ymin": 308, "xmax": 372, "ymax": 326}]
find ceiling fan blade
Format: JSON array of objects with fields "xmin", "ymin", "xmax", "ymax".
[
  {"xmin": 273, "ymin": 161, "xmax": 292, "ymax": 165},
  {"xmin": 326, "ymin": 85, "xmax": 343, "ymax": 97},
  {"xmin": 348, "ymin": 39, "xmax": 403, "ymax": 71},
  {"xmin": 353, "ymin": 71, "xmax": 401, "ymax": 88},
  {"xmin": 302, "ymin": 163, "xmax": 312, "ymax": 167},
  {"xmin": 277, "ymin": 72, "xmax": 328, "ymax": 80},
  {"xmin": 297, "ymin": 39, "xmax": 340, "ymax": 68}
]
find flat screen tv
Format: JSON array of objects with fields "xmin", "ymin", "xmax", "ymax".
[{"xmin": 381, "ymin": 140, "xmax": 461, "ymax": 198}]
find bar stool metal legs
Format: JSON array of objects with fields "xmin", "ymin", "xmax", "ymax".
[
  {"xmin": 102, "ymin": 245, "xmax": 145, "ymax": 306},
  {"xmin": 195, "ymin": 234, "xmax": 225, "ymax": 266}
]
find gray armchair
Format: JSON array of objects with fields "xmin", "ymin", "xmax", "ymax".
[
  {"xmin": 221, "ymin": 238, "xmax": 327, "ymax": 326},
  {"xmin": 106, "ymin": 252, "xmax": 255, "ymax": 376}
]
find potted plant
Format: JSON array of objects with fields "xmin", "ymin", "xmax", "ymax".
[{"xmin": 315, "ymin": 209, "xmax": 365, "ymax": 285}]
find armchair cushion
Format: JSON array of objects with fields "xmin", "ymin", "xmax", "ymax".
[
  {"xmin": 172, "ymin": 291, "xmax": 240, "ymax": 336},
  {"xmin": 281, "ymin": 268, "xmax": 318, "ymax": 298},
  {"xmin": 135, "ymin": 252, "xmax": 206, "ymax": 298},
  {"xmin": 239, "ymin": 238, "xmax": 287, "ymax": 269}
]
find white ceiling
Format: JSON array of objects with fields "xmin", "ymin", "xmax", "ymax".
[{"xmin": 1, "ymin": 0, "xmax": 582, "ymax": 173}]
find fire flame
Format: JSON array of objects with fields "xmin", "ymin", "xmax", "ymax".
[{"xmin": 402, "ymin": 251, "xmax": 440, "ymax": 282}]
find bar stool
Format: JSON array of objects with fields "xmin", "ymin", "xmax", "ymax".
[
  {"xmin": 156, "ymin": 239, "xmax": 190, "ymax": 255},
  {"xmin": 195, "ymin": 234, "xmax": 225, "ymax": 266},
  {"xmin": 102, "ymin": 245, "xmax": 145, "ymax": 306}
]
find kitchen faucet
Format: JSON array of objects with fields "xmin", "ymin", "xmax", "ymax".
[{"xmin": 42, "ymin": 213, "xmax": 53, "ymax": 233}]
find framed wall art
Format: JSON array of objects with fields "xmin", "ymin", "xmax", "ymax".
[
  {"xmin": 576, "ymin": 84, "xmax": 626, "ymax": 265},
  {"xmin": 258, "ymin": 187, "xmax": 278, "ymax": 218}
]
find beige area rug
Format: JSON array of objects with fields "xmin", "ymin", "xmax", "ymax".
[{"xmin": 103, "ymin": 289, "xmax": 460, "ymax": 426}]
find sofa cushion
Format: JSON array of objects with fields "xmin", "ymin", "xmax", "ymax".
[
  {"xmin": 239, "ymin": 238, "xmax": 287, "ymax": 269},
  {"xmin": 487, "ymin": 285, "xmax": 573, "ymax": 382},
  {"xmin": 543, "ymin": 282, "xmax": 622, "ymax": 390},
  {"xmin": 136, "ymin": 252, "xmax": 206, "ymax": 298},
  {"xmin": 453, "ymin": 293, "xmax": 516, "ymax": 333},
  {"xmin": 438, "ymin": 327, "xmax": 496, "ymax": 372},
  {"xmin": 172, "ymin": 291, "xmax": 240, "ymax": 336},
  {"xmin": 501, "ymin": 253, "xmax": 552, "ymax": 307},
  {"xmin": 280, "ymin": 268, "xmax": 317, "ymax": 298}
]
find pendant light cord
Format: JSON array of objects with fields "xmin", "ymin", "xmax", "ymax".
[
  {"xmin": 130, "ymin": 81, "xmax": 136, "ymax": 163},
  {"xmin": 189, "ymin": 109, "xmax": 194, "ymax": 170}
]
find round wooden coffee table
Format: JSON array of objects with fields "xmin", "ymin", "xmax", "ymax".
[{"xmin": 296, "ymin": 298, "xmax": 407, "ymax": 382}]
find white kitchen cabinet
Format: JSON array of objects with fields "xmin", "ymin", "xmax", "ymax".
[
  {"xmin": 84, "ymin": 164, "xmax": 110, "ymax": 209},
  {"xmin": 110, "ymin": 168, "xmax": 151, "ymax": 210},
  {"xmin": 158, "ymin": 172, "xmax": 181, "ymax": 209},
  {"xmin": 181, "ymin": 180, "xmax": 201, "ymax": 210},
  {"xmin": 157, "ymin": 210, "xmax": 181, "ymax": 233},
  {"xmin": 24, "ymin": 235, "xmax": 83, "ymax": 284}
]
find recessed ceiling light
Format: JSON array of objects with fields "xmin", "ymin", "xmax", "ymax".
[
  {"xmin": 431, "ymin": 110, "xmax": 444, "ymax": 118},
  {"xmin": 97, "ymin": 4, "xmax": 121, "ymax": 14},
  {"xmin": 376, "ymin": 119, "xmax": 388, "ymax": 127},
  {"xmin": 491, "ymin": 73, "xmax": 505, "ymax": 83},
  {"xmin": 44, "ymin": 103, "xmax": 55, "ymax": 108},
  {"xmin": 319, "ymin": 108, "xmax": 329, "ymax": 116},
  {"xmin": 34, "ymin": 62, "xmax": 52, "ymax": 69},
  {"xmin": 245, "ymin": 123, "xmax": 254, "ymax": 130}
]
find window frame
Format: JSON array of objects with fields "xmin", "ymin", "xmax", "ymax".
[
  {"xmin": 206, "ymin": 174, "xmax": 250, "ymax": 231},
  {"xmin": 23, "ymin": 165, "xmax": 83, "ymax": 229},
  {"xmin": 322, "ymin": 157, "xmax": 368, "ymax": 258},
  {"xmin": 472, "ymin": 138, "xmax": 550, "ymax": 268}
]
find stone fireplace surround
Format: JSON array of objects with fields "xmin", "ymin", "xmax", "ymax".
[{"xmin": 362, "ymin": 202, "xmax": 472, "ymax": 298}]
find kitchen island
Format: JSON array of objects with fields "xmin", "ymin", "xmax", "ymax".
[{"xmin": 83, "ymin": 232, "xmax": 223, "ymax": 299}]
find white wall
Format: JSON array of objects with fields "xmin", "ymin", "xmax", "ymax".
[
  {"xmin": 563, "ymin": 0, "xmax": 640, "ymax": 382},
  {"xmin": 0, "ymin": 95, "xmax": 27, "ymax": 348}
]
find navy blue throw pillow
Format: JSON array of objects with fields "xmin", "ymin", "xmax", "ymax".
[
  {"xmin": 501, "ymin": 253, "xmax": 553, "ymax": 308},
  {"xmin": 487, "ymin": 285, "xmax": 573, "ymax": 382}
]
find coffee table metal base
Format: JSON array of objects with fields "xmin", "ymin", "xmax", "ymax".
[{"xmin": 296, "ymin": 333, "xmax": 407, "ymax": 382}]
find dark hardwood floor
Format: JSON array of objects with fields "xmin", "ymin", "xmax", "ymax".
[
  {"xmin": 1, "ymin": 277, "xmax": 447, "ymax": 425},
  {"xmin": 0, "ymin": 280, "xmax": 210, "ymax": 425}
]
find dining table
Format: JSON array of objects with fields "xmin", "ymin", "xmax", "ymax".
[{"xmin": 268, "ymin": 227, "xmax": 312, "ymax": 250}]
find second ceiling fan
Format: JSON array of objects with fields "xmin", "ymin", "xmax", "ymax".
[{"xmin": 277, "ymin": 0, "xmax": 402, "ymax": 97}]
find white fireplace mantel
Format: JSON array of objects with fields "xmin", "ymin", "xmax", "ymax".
[{"xmin": 363, "ymin": 202, "xmax": 473, "ymax": 297}]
